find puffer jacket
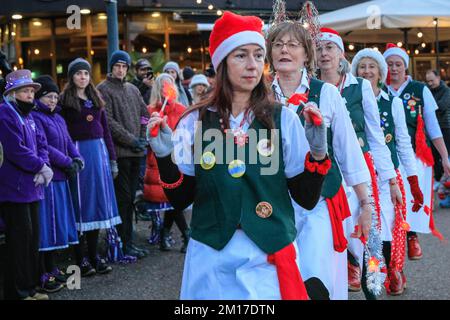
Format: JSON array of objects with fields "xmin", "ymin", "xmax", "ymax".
[{"xmin": 143, "ymin": 100, "xmax": 185, "ymax": 203}]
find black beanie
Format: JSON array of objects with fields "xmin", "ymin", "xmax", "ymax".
[{"xmin": 35, "ymin": 75, "xmax": 59, "ymax": 99}]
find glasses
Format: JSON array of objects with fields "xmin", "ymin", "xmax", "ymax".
[
  {"xmin": 272, "ymin": 41, "xmax": 302, "ymax": 51},
  {"xmin": 43, "ymin": 94, "xmax": 59, "ymax": 101}
]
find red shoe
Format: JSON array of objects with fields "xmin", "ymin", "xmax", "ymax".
[
  {"xmin": 348, "ymin": 262, "xmax": 361, "ymax": 292},
  {"xmin": 387, "ymin": 269, "xmax": 404, "ymax": 296},
  {"xmin": 400, "ymin": 270, "xmax": 407, "ymax": 290},
  {"xmin": 407, "ymin": 235, "xmax": 423, "ymax": 260}
]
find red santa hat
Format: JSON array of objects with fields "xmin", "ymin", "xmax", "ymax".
[
  {"xmin": 209, "ymin": 11, "xmax": 266, "ymax": 71},
  {"xmin": 319, "ymin": 27, "xmax": 345, "ymax": 52},
  {"xmin": 383, "ymin": 43, "xmax": 409, "ymax": 68}
]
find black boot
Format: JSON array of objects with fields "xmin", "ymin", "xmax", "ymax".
[
  {"xmin": 159, "ymin": 228, "xmax": 172, "ymax": 251},
  {"xmin": 180, "ymin": 229, "xmax": 190, "ymax": 253}
]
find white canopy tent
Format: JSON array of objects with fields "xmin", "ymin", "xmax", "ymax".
[
  {"xmin": 319, "ymin": 0, "xmax": 450, "ymax": 31},
  {"xmin": 320, "ymin": 0, "xmax": 450, "ymax": 46}
]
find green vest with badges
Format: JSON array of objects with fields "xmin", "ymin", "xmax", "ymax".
[
  {"xmin": 342, "ymin": 77, "xmax": 370, "ymax": 153},
  {"xmin": 377, "ymin": 94, "xmax": 400, "ymax": 169},
  {"xmin": 397, "ymin": 80, "xmax": 430, "ymax": 151},
  {"xmin": 296, "ymin": 78, "xmax": 342, "ymax": 199},
  {"xmin": 191, "ymin": 105, "xmax": 297, "ymax": 254}
]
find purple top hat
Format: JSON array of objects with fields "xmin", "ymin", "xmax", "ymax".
[{"xmin": 3, "ymin": 69, "xmax": 42, "ymax": 96}]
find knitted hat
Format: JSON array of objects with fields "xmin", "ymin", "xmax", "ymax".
[
  {"xmin": 189, "ymin": 74, "xmax": 210, "ymax": 89},
  {"xmin": 68, "ymin": 58, "xmax": 91, "ymax": 79},
  {"xmin": 135, "ymin": 58, "xmax": 151, "ymax": 70},
  {"xmin": 383, "ymin": 43, "xmax": 409, "ymax": 68},
  {"xmin": 351, "ymin": 48, "xmax": 388, "ymax": 83},
  {"xmin": 110, "ymin": 50, "xmax": 131, "ymax": 71},
  {"xmin": 3, "ymin": 69, "xmax": 41, "ymax": 95},
  {"xmin": 182, "ymin": 66, "xmax": 195, "ymax": 81},
  {"xmin": 319, "ymin": 27, "xmax": 344, "ymax": 52},
  {"xmin": 35, "ymin": 75, "xmax": 60, "ymax": 99},
  {"xmin": 209, "ymin": 11, "xmax": 266, "ymax": 71},
  {"xmin": 163, "ymin": 61, "xmax": 181, "ymax": 75}
]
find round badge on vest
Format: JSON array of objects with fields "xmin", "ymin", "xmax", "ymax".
[
  {"xmin": 200, "ymin": 151, "xmax": 216, "ymax": 170},
  {"xmin": 385, "ymin": 133, "xmax": 393, "ymax": 143},
  {"xmin": 255, "ymin": 201, "xmax": 273, "ymax": 219},
  {"xmin": 403, "ymin": 93, "xmax": 411, "ymax": 100},
  {"xmin": 86, "ymin": 115, "xmax": 94, "ymax": 122},
  {"xmin": 228, "ymin": 159, "xmax": 246, "ymax": 178},
  {"xmin": 257, "ymin": 139, "xmax": 274, "ymax": 157}
]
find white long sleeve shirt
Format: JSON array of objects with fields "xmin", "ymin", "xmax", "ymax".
[
  {"xmin": 173, "ymin": 106, "xmax": 310, "ymax": 179},
  {"xmin": 387, "ymin": 76, "xmax": 443, "ymax": 140},
  {"xmin": 377, "ymin": 90, "xmax": 417, "ymax": 177},
  {"xmin": 343, "ymin": 73, "xmax": 397, "ymax": 182},
  {"xmin": 272, "ymin": 72, "xmax": 370, "ymax": 187}
]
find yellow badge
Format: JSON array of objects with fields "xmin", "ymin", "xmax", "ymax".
[
  {"xmin": 358, "ymin": 137, "xmax": 365, "ymax": 148},
  {"xmin": 228, "ymin": 159, "xmax": 246, "ymax": 178},
  {"xmin": 200, "ymin": 152, "xmax": 216, "ymax": 170},
  {"xmin": 255, "ymin": 201, "xmax": 273, "ymax": 219},
  {"xmin": 257, "ymin": 139, "xmax": 274, "ymax": 157},
  {"xmin": 385, "ymin": 134, "xmax": 393, "ymax": 143},
  {"xmin": 86, "ymin": 115, "xmax": 94, "ymax": 122}
]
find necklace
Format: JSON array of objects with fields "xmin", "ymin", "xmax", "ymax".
[{"xmin": 223, "ymin": 108, "xmax": 251, "ymax": 147}]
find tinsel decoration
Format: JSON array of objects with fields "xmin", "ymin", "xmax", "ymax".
[
  {"xmin": 362, "ymin": 152, "xmax": 386, "ymax": 296},
  {"xmin": 415, "ymin": 104, "xmax": 435, "ymax": 167},
  {"xmin": 385, "ymin": 170, "xmax": 407, "ymax": 293},
  {"xmin": 298, "ymin": 1, "xmax": 322, "ymax": 46},
  {"xmin": 364, "ymin": 182, "xmax": 386, "ymax": 296},
  {"xmin": 269, "ymin": 0, "xmax": 288, "ymax": 33}
]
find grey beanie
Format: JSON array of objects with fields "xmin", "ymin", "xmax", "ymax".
[
  {"xmin": 163, "ymin": 61, "xmax": 181, "ymax": 75},
  {"xmin": 68, "ymin": 58, "xmax": 91, "ymax": 79}
]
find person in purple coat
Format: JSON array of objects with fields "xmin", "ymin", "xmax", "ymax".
[
  {"xmin": 0, "ymin": 69, "xmax": 54, "ymax": 300},
  {"xmin": 60, "ymin": 58, "xmax": 121, "ymax": 276},
  {"xmin": 32, "ymin": 75, "xmax": 84, "ymax": 293}
]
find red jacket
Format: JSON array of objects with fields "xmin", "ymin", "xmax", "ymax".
[{"xmin": 143, "ymin": 101, "xmax": 186, "ymax": 203}]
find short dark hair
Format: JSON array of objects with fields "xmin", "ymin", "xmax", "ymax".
[{"xmin": 426, "ymin": 69, "xmax": 439, "ymax": 77}]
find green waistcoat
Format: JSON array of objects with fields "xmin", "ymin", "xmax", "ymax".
[
  {"xmin": 191, "ymin": 105, "xmax": 296, "ymax": 254},
  {"xmin": 342, "ymin": 77, "xmax": 370, "ymax": 153},
  {"xmin": 396, "ymin": 80, "xmax": 430, "ymax": 151},
  {"xmin": 377, "ymin": 94, "xmax": 400, "ymax": 169},
  {"xmin": 295, "ymin": 78, "xmax": 342, "ymax": 199}
]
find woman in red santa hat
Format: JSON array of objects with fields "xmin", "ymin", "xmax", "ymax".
[
  {"xmin": 383, "ymin": 43, "xmax": 448, "ymax": 260},
  {"xmin": 146, "ymin": 11, "xmax": 330, "ymax": 299},
  {"xmin": 317, "ymin": 28, "xmax": 398, "ymax": 299},
  {"xmin": 266, "ymin": 1, "xmax": 370, "ymax": 300},
  {"xmin": 352, "ymin": 48, "xmax": 421, "ymax": 296}
]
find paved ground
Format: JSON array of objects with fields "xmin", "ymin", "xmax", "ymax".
[{"xmin": 1, "ymin": 203, "xmax": 449, "ymax": 300}]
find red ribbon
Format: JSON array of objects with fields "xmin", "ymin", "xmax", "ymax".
[
  {"xmin": 267, "ymin": 243, "xmax": 308, "ymax": 300},
  {"xmin": 325, "ymin": 186, "xmax": 351, "ymax": 252}
]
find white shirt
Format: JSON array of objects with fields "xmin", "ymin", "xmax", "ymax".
[
  {"xmin": 172, "ymin": 106, "xmax": 309, "ymax": 179},
  {"xmin": 272, "ymin": 72, "xmax": 370, "ymax": 187},
  {"xmin": 343, "ymin": 73, "xmax": 397, "ymax": 182},
  {"xmin": 377, "ymin": 90, "xmax": 417, "ymax": 177},
  {"xmin": 387, "ymin": 76, "xmax": 443, "ymax": 140}
]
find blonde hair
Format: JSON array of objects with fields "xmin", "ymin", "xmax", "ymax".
[{"xmin": 149, "ymin": 73, "xmax": 179, "ymax": 106}]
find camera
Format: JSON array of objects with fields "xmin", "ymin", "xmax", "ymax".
[{"xmin": 145, "ymin": 67, "xmax": 154, "ymax": 80}]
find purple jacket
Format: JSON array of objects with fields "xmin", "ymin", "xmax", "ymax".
[
  {"xmin": 32, "ymin": 100, "xmax": 82, "ymax": 181},
  {"xmin": 60, "ymin": 98, "xmax": 117, "ymax": 160},
  {"xmin": 0, "ymin": 100, "xmax": 49, "ymax": 203}
]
